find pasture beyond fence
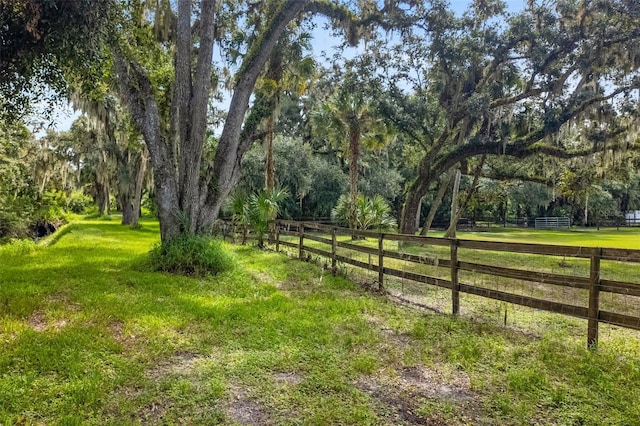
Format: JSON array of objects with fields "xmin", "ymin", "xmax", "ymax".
[{"xmin": 268, "ymin": 220, "xmax": 640, "ymax": 348}]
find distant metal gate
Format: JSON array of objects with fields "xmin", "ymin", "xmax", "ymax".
[{"xmin": 535, "ymin": 217, "xmax": 570, "ymax": 229}]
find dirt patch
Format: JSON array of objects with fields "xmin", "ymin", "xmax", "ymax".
[
  {"xmin": 275, "ymin": 278, "xmax": 306, "ymax": 291},
  {"xmin": 28, "ymin": 310, "xmax": 47, "ymax": 332},
  {"xmin": 356, "ymin": 378, "xmax": 427, "ymax": 424},
  {"xmin": 226, "ymin": 384, "xmax": 269, "ymax": 425},
  {"xmin": 109, "ymin": 320, "xmax": 125, "ymax": 341},
  {"xmin": 51, "ymin": 319, "xmax": 68, "ymax": 330},
  {"xmin": 27, "ymin": 310, "xmax": 68, "ymax": 332},
  {"xmin": 356, "ymin": 364, "xmax": 483, "ymax": 425},
  {"xmin": 139, "ymin": 400, "xmax": 170, "ymax": 423},
  {"xmin": 399, "ymin": 365, "xmax": 473, "ymax": 400},
  {"xmin": 109, "ymin": 319, "xmax": 143, "ymax": 351},
  {"xmin": 146, "ymin": 351, "xmax": 202, "ymax": 380},
  {"xmin": 119, "ymin": 385, "xmax": 143, "ymax": 399},
  {"xmin": 273, "ymin": 372, "xmax": 303, "ymax": 385}
]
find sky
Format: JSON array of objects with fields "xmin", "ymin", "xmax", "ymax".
[{"xmin": 41, "ymin": 0, "xmax": 526, "ymax": 136}]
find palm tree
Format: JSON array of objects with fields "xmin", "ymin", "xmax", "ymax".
[
  {"xmin": 256, "ymin": 33, "xmax": 316, "ymax": 191},
  {"xmin": 312, "ymin": 90, "xmax": 394, "ymax": 230},
  {"xmin": 226, "ymin": 188, "xmax": 289, "ymax": 248},
  {"xmin": 332, "ymin": 194, "xmax": 397, "ymax": 231},
  {"xmin": 248, "ymin": 188, "xmax": 289, "ymax": 248}
]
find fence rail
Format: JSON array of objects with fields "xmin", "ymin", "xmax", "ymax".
[{"xmin": 272, "ymin": 220, "xmax": 640, "ymax": 348}]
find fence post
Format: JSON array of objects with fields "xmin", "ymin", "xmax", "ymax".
[
  {"xmin": 331, "ymin": 227, "xmax": 337, "ymax": 275},
  {"xmin": 451, "ymin": 239, "xmax": 460, "ymax": 315},
  {"xmin": 275, "ymin": 221, "xmax": 280, "ymax": 253},
  {"xmin": 378, "ymin": 234, "xmax": 384, "ymax": 290},
  {"xmin": 588, "ymin": 247, "xmax": 602, "ymax": 349},
  {"xmin": 298, "ymin": 223, "xmax": 304, "ymax": 260}
]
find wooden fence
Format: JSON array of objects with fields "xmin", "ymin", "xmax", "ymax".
[{"xmin": 272, "ymin": 220, "xmax": 640, "ymax": 348}]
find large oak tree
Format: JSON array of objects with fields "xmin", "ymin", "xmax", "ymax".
[
  {"xmin": 114, "ymin": 0, "xmax": 402, "ymax": 241},
  {"xmin": 368, "ymin": 0, "xmax": 640, "ymax": 234}
]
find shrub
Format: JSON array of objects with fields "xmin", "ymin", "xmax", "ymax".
[
  {"xmin": 149, "ymin": 234, "xmax": 235, "ymax": 276},
  {"xmin": 225, "ymin": 188, "xmax": 289, "ymax": 247},
  {"xmin": 37, "ymin": 190, "xmax": 66, "ymax": 221},
  {"xmin": 67, "ymin": 191, "xmax": 94, "ymax": 214},
  {"xmin": 332, "ymin": 194, "xmax": 397, "ymax": 231},
  {"xmin": 0, "ymin": 208, "xmax": 29, "ymax": 240},
  {"xmin": 141, "ymin": 193, "xmax": 158, "ymax": 217},
  {"xmin": 0, "ymin": 238, "xmax": 37, "ymax": 255}
]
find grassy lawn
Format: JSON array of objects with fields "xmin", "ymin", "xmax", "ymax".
[
  {"xmin": 1, "ymin": 218, "xmax": 640, "ymax": 425},
  {"xmin": 430, "ymin": 226, "xmax": 640, "ymax": 249},
  {"xmin": 281, "ymin": 225, "xmax": 640, "ymax": 322}
]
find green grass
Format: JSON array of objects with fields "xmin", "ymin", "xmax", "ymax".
[
  {"xmin": 1, "ymin": 219, "xmax": 640, "ymax": 424},
  {"xmin": 280, "ymin": 226, "xmax": 640, "ymax": 325},
  {"xmin": 444, "ymin": 226, "xmax": 640, "ymax": 249}
]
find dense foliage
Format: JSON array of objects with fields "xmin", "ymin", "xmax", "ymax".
[
  {"xmin": 2, "ymin": 0, "xmax": 640, "ymax": 245},
  {"xmin": 0, "ymin": 0, "xmax": 116, "ymax": 121},
  {"xmin": 332, "ymin": 194, "xmax": 397, "ymax": 231},
  {"xmin": 0, "ymin": 121, "xmax": 70, "ymax": 241}
]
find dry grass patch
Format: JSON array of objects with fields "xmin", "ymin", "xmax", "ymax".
[
  {"xmin": 226, "ymin": 384, "xmax": 270, "ymax": 426},
  {"xmin": 356, "ymin": 364, "xmax": 483, "ymax": 425},
  {"xmin": 273, "ymin": 371, "xmax": 304, "ymax": 385}
]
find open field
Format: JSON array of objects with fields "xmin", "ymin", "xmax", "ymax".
[
  {"xmin": 435, "ymin": 227, "xmax": 640, "ymax": 249},
  {"xmin": 275, "ymin": 223, "xmax": 640, "ymax": 349},
  {"xmin": 1, "ymin": 218, "xmax": 640, "ymax": 425}
]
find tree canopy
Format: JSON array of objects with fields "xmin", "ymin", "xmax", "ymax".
[
  {"xmin": 0, "ymin": 0, "xmax": 116, "ymax": 121},
  {"xmin": 2, "ymin": 0, "xmax": 640, "ymax": 243}
]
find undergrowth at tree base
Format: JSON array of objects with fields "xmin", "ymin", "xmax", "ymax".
[{"xmin": 149, "ymin": 234, "xmax": 235, "ymax": 276}]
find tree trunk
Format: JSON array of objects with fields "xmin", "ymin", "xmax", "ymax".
[
  {"xmin": 196, "ymin": 1, "xmax": 309, "ymax": 233},
  {"xmin": 414, "ymin": 196, "xmax": 423, "ymax": 231},
  {"xmin": 444, "ymin": 168, "xmax": 462, "ymax": 238},
  {"xmin": 348, "ymin": 124, "xmax": 360, "ymax": 231},
  {"xmin": 265, "ymin": 114, "xmax": 275, "ymax": 191},
  {"xmin": 584, "ymin": 193, "xmax": 589, "ymax": 227},
  {"xmin": 117, "ymin": 1, "xmax": 311, "ymax": 241},
  {"xmin": 420, "ymin": 168, "xmax": 455, "ymax": 235},
  {"xmin": 130, "ymin": 146, "xmax": 149, "ymax": 228},
  {"xmin": 120, "ymin": 193, "xmax": 136, "ymax": 225},
  {"xmin": 263, "ymin": 46, "xmax": 283, "ymax": 192},
  {"xmin": 400, "ymin": 148, "xmax": 440, "ymax": 235},
  {"xmin": 120, "ymin": 147, "xmax": 148, "ymax": 227},
  {"xmin": 445, "ymin": 156, "xmax": 485, "ymax": 238},
  {"xmin": 400, "ymin": 178, "xmax": 429, "ymax": 235},
  {"xmin": 96, "ymin": 182, "xmax": 109, "ymax": 216},
  {"xmin": 114, "ymin": 55, "xmax": 181, "ymax": 241}
]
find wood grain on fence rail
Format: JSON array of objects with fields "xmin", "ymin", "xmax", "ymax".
[{"xmin": 600, "ymin": 279, "xmax": 640, "ymax": 297}]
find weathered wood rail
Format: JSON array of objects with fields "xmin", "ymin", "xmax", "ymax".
[{"xmin": 273, "ymin": 220, "xmax": 640, "ymax": 348}]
